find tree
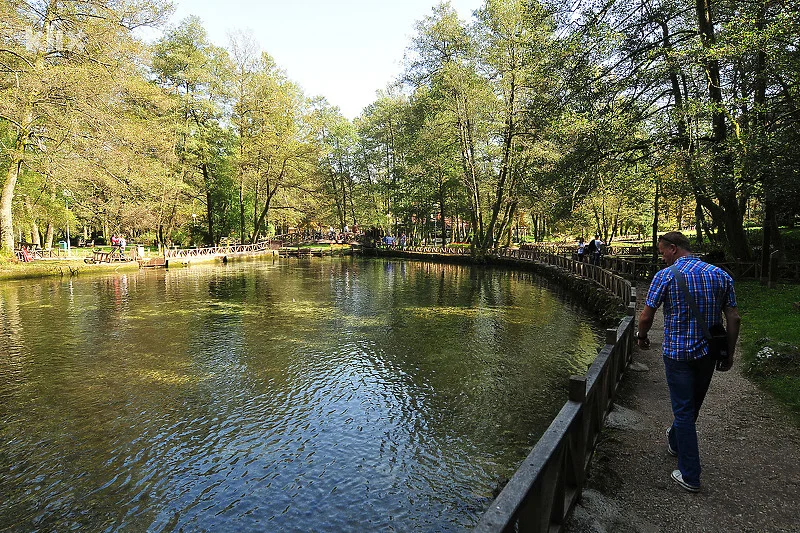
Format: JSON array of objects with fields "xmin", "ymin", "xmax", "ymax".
[
  {"xmin": 559, "ymin": 0, "xmax": 800, "ymax": 259},
  {"xmin": 152, "ymin": 16, "xmax": 235, "ymax": 246},
  {"xmin": 404, "ymin": 0, "xmax": 569, "ymax": 253},
  {"xmin": 239, "ymin": 55, "xmax": 319, "ymax": 242},
  {"xmin": 312, "ymin": 101, "xmax": 360, "ymax": 231},
  {"xmin": 0, "ymin": 0, "xmax": 172, "ymax": 253}
]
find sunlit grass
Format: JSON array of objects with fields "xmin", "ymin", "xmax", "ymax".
[{"xmin": 737, "ymin": 280, "xmax": 800, "ymax": 422}]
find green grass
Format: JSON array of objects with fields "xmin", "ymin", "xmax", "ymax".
[
  {"xmin": 736, "ymin": 280, "xmax": 800, "ymax": 421},
  {"xmin": 744, "ymin": 226, "xmax": 800, "ymax": 253}
]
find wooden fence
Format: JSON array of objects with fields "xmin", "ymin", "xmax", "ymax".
[
  {"xmin": 398, "ymin": 246, "xmax": 634, "ymax": 306},
  {"xmin": 520, "ymin": 243, "xmax": 800, "ymax": 281},
  {"xmin": 388, "ymin": 246, "xmax": 636, "ymax": 533},
  {"xmin": 494, "ymin": 248, "xmax": 633, "ymax": 306},
  {"xmin": 392, "ymin": 244, "xmax": 637, "ymax": 532},
  {"xmin": 475, "ymin": 318, "xmax": 635, "ymax": 532}
]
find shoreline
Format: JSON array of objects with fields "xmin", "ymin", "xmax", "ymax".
[{"xmin": 0, "ymin": 259, "xmax": 140, "ymax": 282}]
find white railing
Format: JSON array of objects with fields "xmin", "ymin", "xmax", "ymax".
[{"xmin": 163, "ymin": 241, "xmax": 276, "ymax": 259}]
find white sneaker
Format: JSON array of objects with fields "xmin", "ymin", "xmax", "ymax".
[
  {"xmin": 671, "ymin": 469, "xmax": 700, "ymax": 492},
  {"xmin": 666, "ymin": 427, "xmax": 677, "ymax": 457}
]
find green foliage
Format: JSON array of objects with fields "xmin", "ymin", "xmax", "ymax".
[
  {"xmin": 2, "ymin": 0, "xmax": 797, "ymax": 254},
  {"xmin": 0, "ymin": 0, "xmax": 173, "ymax": 252}
]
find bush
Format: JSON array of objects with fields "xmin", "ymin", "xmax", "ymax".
[{"xmin": 747, "ymin": 339, "xmax": 800, "ymax": 378}]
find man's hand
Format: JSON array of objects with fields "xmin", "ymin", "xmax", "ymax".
[
  {"xmin": 716, "ymin": 354, "xmax": 733, "ymax": 372},
  {"xmin": 718, "ymin": 306, "xmax": 741, "ymax": 372},
  {"xmin": 637, "ymin": 305, "xmax": 656, "ymax": 351}
]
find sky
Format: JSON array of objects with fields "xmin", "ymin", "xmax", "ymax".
[{"xmin": 165, "ymin": 0, "xmax": 483, "ymax": 119}]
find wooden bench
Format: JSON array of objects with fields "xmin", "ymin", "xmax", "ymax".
[
  {"xmin": 139, "ymin": 256, "xmax": 166, "ymax": 268},
  {"xmin": 84, "ymin": 249, "xmax": 128, "ymax": 264}
]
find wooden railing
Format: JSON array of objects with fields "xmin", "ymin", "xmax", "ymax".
[
  {"xmin": 402, "ymin": 245, "xmax": 470, "ymax": 255},
  {"xmin": 476, "ymin": 318, "xmax": 635, "ymax": 532},
  {"xmin": 494, "ymin": 248, "xmax": 633, "ymax": 306},
  {"xmin": 600, "ymin": 255, "xmax": 661, "ymax": 281},
  {"xmin": 399, "ymin": 246, "xmax": 634, "ymax": 306},
  {"xmin": 519, "ymin": 242, "xmax": 575, "ymax": 255},
  {"xmin": 521, "ymin": 242, "xmax": 800, "ymax": 281},
  {"xmin": 716, "ymin": 259, "xmax": 800, "ymax": 281},
  {"xmin": 378, "ymin": 244, "xmax": 636, "ymax": 533},
  {"xmin": 480, "ymin": 250, "xmax": 635, "ymax": 532},
  {"xmin": 519, "ymin": 242, "xmax": 654, "ymax": 257}
]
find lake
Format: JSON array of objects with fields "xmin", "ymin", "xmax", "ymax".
[{"xmin": 0, "ymin": 257, "xmax": 602, "ymax": 531}]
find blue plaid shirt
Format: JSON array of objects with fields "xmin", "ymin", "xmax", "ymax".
[{"xmin": 645, "ymin": 256, "xmax": 737, "ymax": 360}]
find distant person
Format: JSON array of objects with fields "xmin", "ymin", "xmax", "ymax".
[
  {"xmin": 577, "ymin": 237, "xmax": 586, "ymax": 262},
  {"xmin": 637, "ymin": 231, "xmax": 740, "ymax": 493},
  {"xmin": 400, "ymin": 233, "xmax": 407, "ymax": 249},
  {"xmin": 587, "ymin": 234, "xmax": 603, "ymax": 265}
]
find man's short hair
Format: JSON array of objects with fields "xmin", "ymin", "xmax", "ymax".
[{"xmin": 658, "ymin": 231, "xmax": 692, "ymax": 251}]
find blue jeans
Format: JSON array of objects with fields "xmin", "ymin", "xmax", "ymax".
[{"xmin": 664, "ymin": 355, "xmax": 716, "ymax": 486}]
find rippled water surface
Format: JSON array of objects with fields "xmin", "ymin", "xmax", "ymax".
[{"xmin": 0, "ymin": 258, "xmax": 602, "ymax": 531}]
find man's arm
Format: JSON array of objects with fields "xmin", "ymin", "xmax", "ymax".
[
  {"xmin": 717, "ymin": 306, "xmax": 741, "ymax": 372},
  {"xmin": 636, "ymin": 305, "xmax": 657, "ymax": 349}
]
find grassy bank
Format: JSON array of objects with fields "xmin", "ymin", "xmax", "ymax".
[{"xmin": 736, "ymin": 281, "xmax": 800, "ymax": 422}]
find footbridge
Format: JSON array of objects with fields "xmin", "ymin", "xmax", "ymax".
[{"xmin": 163, "ymin": 241, "xmax": 280, "ymax": 265}]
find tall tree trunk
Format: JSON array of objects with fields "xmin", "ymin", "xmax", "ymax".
[
  {"xmin": 652, "ymin": 177, "xmax": 660, "ymax": 262},
  {"xmin": 456, "ymin": 106, "xmax": 482, "ymax": 253},
  {"xmin": 481, "ymin": 75, "xmax": 516, "ymax": 252},
  {"xmin": 1, "ymin": 151, "xmax": 24, "ymax": 254},
  {"xmin": 753, "ymin": 4, "xmax": 779, "ymax": 276},
  {"xmin": 694, "ymin": 203, "xmax": 704, "ymax": 245},
  {"xmin": 202, "ymin": 163, "xmax": 215, "ymax": 245},
  {"xmin": 696, "ymin": 0, "xmax": 750, "ymax": 260},
  {"xmin": 31, "ymin": 220, "xmax": 41, "ymax": 248},
  {"xmin": 347, "ymin": 177, "xmax": 358, "ymax": 227},
  {"xmin": 252, "ymin": 161, "xmax": 285, "ymax": 241},
  {"xmin": 239, "ymin": 181, "xmax": 245, "ymax": 244},
  {"xmin": 45, "ymin": 221, "xmax": 54, "ymax": 250},
  {"xmin": 760, "ymin": 199, "xmax": 775, "ymax": 283},
  {"xmin": 331, "ymin": 170, "xmax": 344, "ymax": 229},
  {"xmin": 23, "ymin": 195, "xmax": 41, "ymax": 248}
]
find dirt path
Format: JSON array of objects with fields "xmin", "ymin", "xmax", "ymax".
[{"xmin": 566, "ymin": 282, "xmax": 800, "ymax": 533}]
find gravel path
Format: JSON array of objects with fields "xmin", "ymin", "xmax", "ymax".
[{"xmin": 566, "ymin": 283, "xmax": 800, "ymax": 533}]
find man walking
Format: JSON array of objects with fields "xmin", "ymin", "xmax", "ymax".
[
  {"xmin": 636, "ymin": 231, "xmax": 740, "ymax": 492},
  {"xmin": 587, "ymin": 234, "xmax": 603, "ymax": 265}
]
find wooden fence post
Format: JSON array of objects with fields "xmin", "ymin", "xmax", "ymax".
[
  {"xmin": 769, "ymin": 250, "xmax": 779, "ymax": 288},
  {"xmin": 569, "ymin": 375, "xmax": 586, "ymax": 403}
]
